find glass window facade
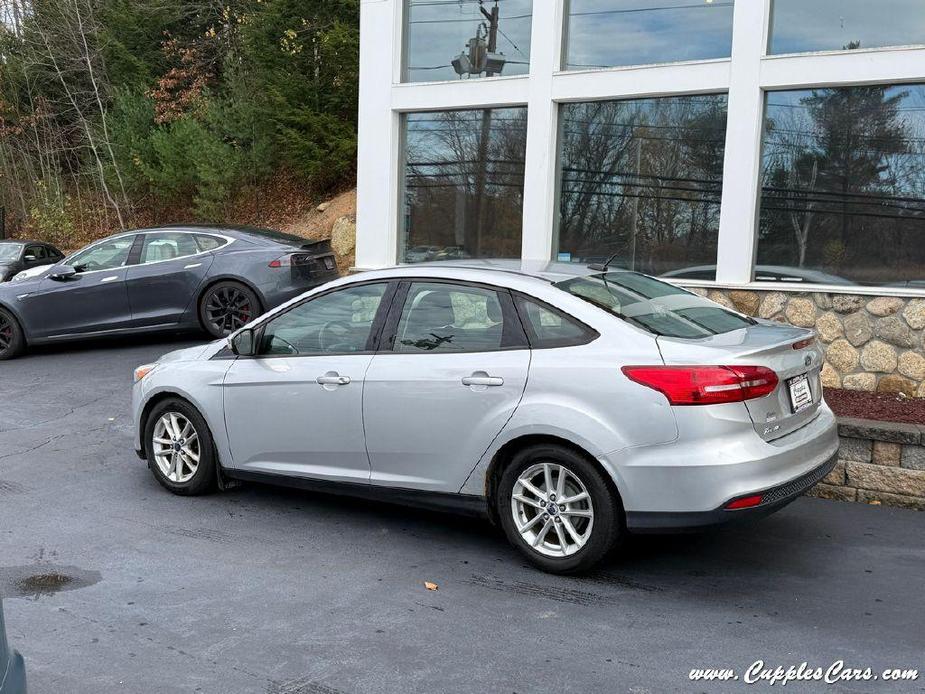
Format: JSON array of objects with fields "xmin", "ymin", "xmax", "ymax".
[
  {"xmin": 400, "ymin": 108, "xmax": 527, "ymax": 263},
  {"xmin": 556, "ymin": 95, "xmax": 728, "ymax": 279},
  {"xmin": 758, "ymin": 85, "xmax": 925, "ymax": 288},
  {"xmin": 769, "ymin": 0, "xmax": 925, "ymax": 55},
  {"xmin": 403, "ymin": 0, "xmax": 532, "ymax": 83},
  {"xmin": 563, "ymin": 0, "xmax": 734, "ymax": 70}
]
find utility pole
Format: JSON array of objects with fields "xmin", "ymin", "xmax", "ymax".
[{"xmin": 473, "ymin": 1, "xmax": 500, "ymax": 257}]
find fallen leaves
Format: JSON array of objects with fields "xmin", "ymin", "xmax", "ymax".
[{"xmin": 424, "ymin": 581, "xmax": 438, "ymax": 591}]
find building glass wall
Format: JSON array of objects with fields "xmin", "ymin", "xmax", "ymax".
[
  {"xmin": 403, "ymin": 0, "xmax": 533, "ymax": 83},
  {"xmin": 758, "ymin": 84, "xmax": 925, "ymax": 288},
  {"xmin": 563, "ymin": 0, "xmax": 734, "ymax": 70},
  {"xmin": 557, "ymin": 95, "xmax": 728, "ymax": 278},
  {"xmin": 769, "ymin": 0, "xmax": 925, "ymax": 55},
  {"xmin": 400, "ymin": 108, "xmax": 528, "ymax": 263}
]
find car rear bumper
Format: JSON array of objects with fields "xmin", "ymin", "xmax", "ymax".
[{"xmin": 626, "ymin": 451, "xmax": 838, "ymax": 532}]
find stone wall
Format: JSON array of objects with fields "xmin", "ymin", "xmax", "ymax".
[
  {"xmin": 685, "ymin": 287, "xmax": 925, "ymax": 397},
  {"xmin": 808, "ymin": 417, "xmax": 925, "ymax": 511}
]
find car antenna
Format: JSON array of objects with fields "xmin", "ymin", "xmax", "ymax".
[{"xmin": 587, "ymin": 253, "xmax": 619, "ymax": 272}]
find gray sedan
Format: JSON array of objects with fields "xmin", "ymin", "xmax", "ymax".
[
  {"xmin": 0, "ymin": 240, "xmax": 63, "ymax": 282},
  {"xmin": 132, "ymin": 261, "xmax": 838, "ymax": 574},
  {"xmin": 0, "ymin": 226, "xmax": 338, "ymax": 360}
]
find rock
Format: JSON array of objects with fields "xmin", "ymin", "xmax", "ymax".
[
  {"xmin": 918, "ymin": 381, "xmax": 925, "ymax": 398},
  {"xmin": 865, "ymin": 297, "xmax": 904, "ymax": 316},
  {"xmin": 832, "ymin": 294, "xmax": 863, "ymax": 313},
  {"xmin": 823, "ymin": 460, "xmax": 847, "ymax": 485},
  {"xmin": 902, "ymin": 299, "xmax": 925, "ymax": 330},
  {"xmin": 839, "ymin": 436, "xmax": 871, "ymax": 463},
  {"xmin": 871, "ymin": 441, "xmax": 902, "ymax": 466},
  {"xmin": 815, "ymin": 312, "xmax": 843, "ymax": 343},
  {"xmin": 784, "ymin": 298, "xmax": 816, "ymax": 327},
  {"xmin": 902, "ymin": 445, "xmax": 925, "ymax": 471},
  {"xmin": 316, "ymin": 201, "xmax": 331, "ymax": 212},
  {"xmin": 707, "ymin": 291, "xmax": 736, "ymax": 310},
  {"xmin": 728, "ymin": 290, "xmax": 760, "ymax": 316},
  {"xmin": 859, "ymin": 340, "xmax": 897, "ymax": 373},
  {"xmin": 812, "ymin": 292, "xmax": 833, "ymax": 309},
  {"xmin": 820, "ymin": 361, "xmax": 840, "ymax": 388},
  {"xmin": 842, "ymin": 373, "xmax": 876, "ymax": 391},
  {"xmin": 758, "ymin": 292, "xmax": 786, "ymax": 318},
  {"xmin": 842, "ymin": 312, "xmax": 871, "ymax": 347},
  {"xmin": 857, "ymin": 489, "xmax": 925, "ymax": 511},
  {"xmin": 873, "ymin": 316, "xmax": 914, "ymax": 348},
  {"xmin": 876, "ymin": 374, "xmax": 917, "ymax": 397},
  {"xmin": 825, "ymin": 339, "xmax": 859, "ymax": 373},
  {"xmin": 330, "ymin": 216, "xmax": 356, "ymax": 256},
  {"xmin": 838, "ymin": 417, "xmax": 920, "ymax": 444},
  {"xmin": 847, "ymin": 462, "xmax": 925, "ymax": 497},
  {"xmin": 807, "ymin": 483, "xmax": 857, "ymax": 502},
  {"xmin": 898, "ymin": 351, "xmax": 925, "ymax": 382}
]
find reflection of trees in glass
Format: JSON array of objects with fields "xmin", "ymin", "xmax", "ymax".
[
  {"xmin": 402, "ymin": 108, "xmax": 527, "ymax": 261},
  {"xmin": 558, "ymin": 95, "xmax": 727, "ymax": 275},
  {"xmin": 760, "ymin": 84, "xmax": 925, "ymax": 285}
]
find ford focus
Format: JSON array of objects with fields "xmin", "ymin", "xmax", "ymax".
[{"xmin": 132, "ymin": 261, "xmax": 838, "ymax": 574}]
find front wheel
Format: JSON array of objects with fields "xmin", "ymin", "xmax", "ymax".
[
  {"xmin": 0, "ymin": 307, "xmax": 25, "ymax": 360},
  {"xmin": 497, "ymin": 444, "xmax": 623, "ymax": 574},
  {"xmin": 145, "ymin": 398, "xmax": 217, "ymax": 496}
]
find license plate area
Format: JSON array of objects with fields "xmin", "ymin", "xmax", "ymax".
[{"xmin": 787, "ymin": 373, "xmax": 813, "ymax": 413}]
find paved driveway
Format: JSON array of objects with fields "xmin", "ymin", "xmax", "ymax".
[{"xmin": 0, "ymin": 337, "xmax": 923, "ymax": 693}]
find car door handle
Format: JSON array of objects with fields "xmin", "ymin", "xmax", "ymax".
[
  {"xmin": 462, "ymin": 373, "xmax": 504, "ymax": 387},
  {"xmin": 184, "ymin": 263, "xmax": 202, "ymax": 269},
  {"xmin": 316, "ymin": 373, "xmax": 351, "ymax": 386},
  {"xmin": 100, "ymin": 275, "xmax": 120, "ymax": 283}
]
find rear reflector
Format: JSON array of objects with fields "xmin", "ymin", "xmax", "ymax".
[
  {"xmin": 725, "ymin": 494, "xmax": 763, "ymax": 510},
  {"xmin": 792, "ymin": 337, "xmax": 815, "ymax": 350},
  {"xmin": 621, "ymin": 365, "xmax": 779, "ymax": 406}
]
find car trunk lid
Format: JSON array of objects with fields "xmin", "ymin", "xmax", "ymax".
[{"xmin": 656, "ymin": 321, "xmax": 824, "ymax": 441}]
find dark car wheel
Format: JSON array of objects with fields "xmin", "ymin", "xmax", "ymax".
[
  {"xmin": 497, "ymin": 444, "xmax": 623, "ymax": 574},
  {"xmin": 0, "ymin": 307, "xmax": 25, "ymax": 360},
  {"xmin": 145, "ymin": 398, "xmax": 217, "ymax": 496},
  {"xmin": 199, "ymin": 281, "xmax": 260, "ymax": 338}
]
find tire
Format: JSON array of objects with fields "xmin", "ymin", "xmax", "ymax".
[
  {"xmin": 497, "ymin": 444, "xmax": 623, "ymax": 574},
  {"xmin": 0, "ymin": 307, "xmax": 25, "ymax": 360},
  {"xmin": 144, "ymin": 398, "xmax": 217, "ymax": 496},
  {"xmin": 199, "ymin": 281, "xmax": 260, "ymax": 338}
]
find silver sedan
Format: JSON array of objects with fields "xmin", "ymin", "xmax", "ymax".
[{"xmin": 132, "ymin": 261, "xmax": 838, "ymax": 574}]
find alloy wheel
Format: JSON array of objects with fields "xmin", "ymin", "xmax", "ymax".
[
  {"xmin": 511, "ymin": 462, "xmax": 594, "ymax": 558},
  {"xmin": 205, "ymin": 287, "xmax": 252, "ymax": 336},
  {"xmin": 0, "ymin": 313, "xmax": 12, "ymax": 352},
  {"xmin": 151, "ymin": 412, "xmax": 201, "ymax": 484}
]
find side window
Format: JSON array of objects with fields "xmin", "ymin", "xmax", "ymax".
[
  {"xmin": 395, "ymin": 282, "xmax": 508, "ymax": 353},
  {"xmin": 140, "ymin": 232, "xmax": 200, "ymax": 264},
  {"xmin": 195, "ymin": 234, "xmax": 225, "ymax": 252},
  {"xmin": 516, "ymin": 295, "xmax": 596, "ymax": 349},
  {"xmin": 69, "ymin": 237, "xmax": 134, "ymax": 273},
  {"xmin": 24, "ymin": 246, "xmax": 46, "ymax": 261},
  {"xmin": 260, "ymin": 283, "xmax": 388, "ymax": 356}
]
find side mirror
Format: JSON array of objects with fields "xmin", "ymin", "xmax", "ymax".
[
  {"xmin": 229, "ymin": 328, "xmax": 257, "ymax": 357},
  {"xmin": 48, "ymin": 264, "xmax": 77, "ymax": 281},
  {"xmin": 23, "ymin": 253, "xmax": 37, "ymax": 262}
]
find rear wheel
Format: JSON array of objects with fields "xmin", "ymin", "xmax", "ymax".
[
  {"xmin": 497, "ymin": 444, "xmax": 623, "ymax": 574},
  {"xmin": 199, "ymin": 281, "xmax": 259, "ymax": 338},
  {"xmin": 145, "ymin": 398, "xmax": 217, "ymax": 496},
  {"xmin": 0, "ymin": 308, "xmax": 25, "ymax": 360}
]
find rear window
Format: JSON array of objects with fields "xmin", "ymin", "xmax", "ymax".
[{"xmin": 555, "ymin": 272, "xmax": 754, "ymax": 339}]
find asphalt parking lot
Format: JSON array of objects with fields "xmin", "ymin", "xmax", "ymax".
[{"xmin": 1, "ymin": 336, "xmax": 924, "ymax": 693}]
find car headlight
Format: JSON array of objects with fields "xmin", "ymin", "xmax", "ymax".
[
  {"xmin": 133, "ymin": 363, "xmax": 158, "ymax": 382},
  {"xmin": 11, "ymin": 271, "xmax": 29, "ymax": 282}
]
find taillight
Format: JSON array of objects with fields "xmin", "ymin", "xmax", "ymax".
[
  {"xmin": 792, "ymin": 337, "xmax": 815, "ymax": 350},
  {"xmin": 269, "ymin": 253, "xmax": 311, "ymax": 269},
  {"xmin": 621, "ymin": 365, "xmax": 779, "ymax": 405},
  {"xmin": 268, "ymin": 256, "xmax": 288, "ymax": 268}
]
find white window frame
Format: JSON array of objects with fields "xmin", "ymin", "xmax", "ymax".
[{"xmin": 356, "ymin": 0, "xmax": 925, "ymax": 297}]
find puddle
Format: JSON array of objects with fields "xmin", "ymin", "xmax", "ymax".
[{"xmin": 0, "ymin": 564, "xmax": 101, "ymax": 599}]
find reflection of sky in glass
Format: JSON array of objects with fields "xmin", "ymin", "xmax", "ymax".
[
  {"xmin": 770, "ymin": 0, "xmax": 925, "ymax": 54},
  {"xmin": 564, "ymin": 0, "xmax": 733, "ymax": 70},
  {"xmin": 404, "ymin": 0, "xmax": 533, "ymax": 83}
]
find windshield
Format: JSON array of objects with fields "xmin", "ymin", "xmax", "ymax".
[
  {"xmin": 0, "ymin": 243, "xmax": 23, "ymax": 262},
  {"xmin": 556, "ymin": 272, "xmax": 755, "ymax": 338}
]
